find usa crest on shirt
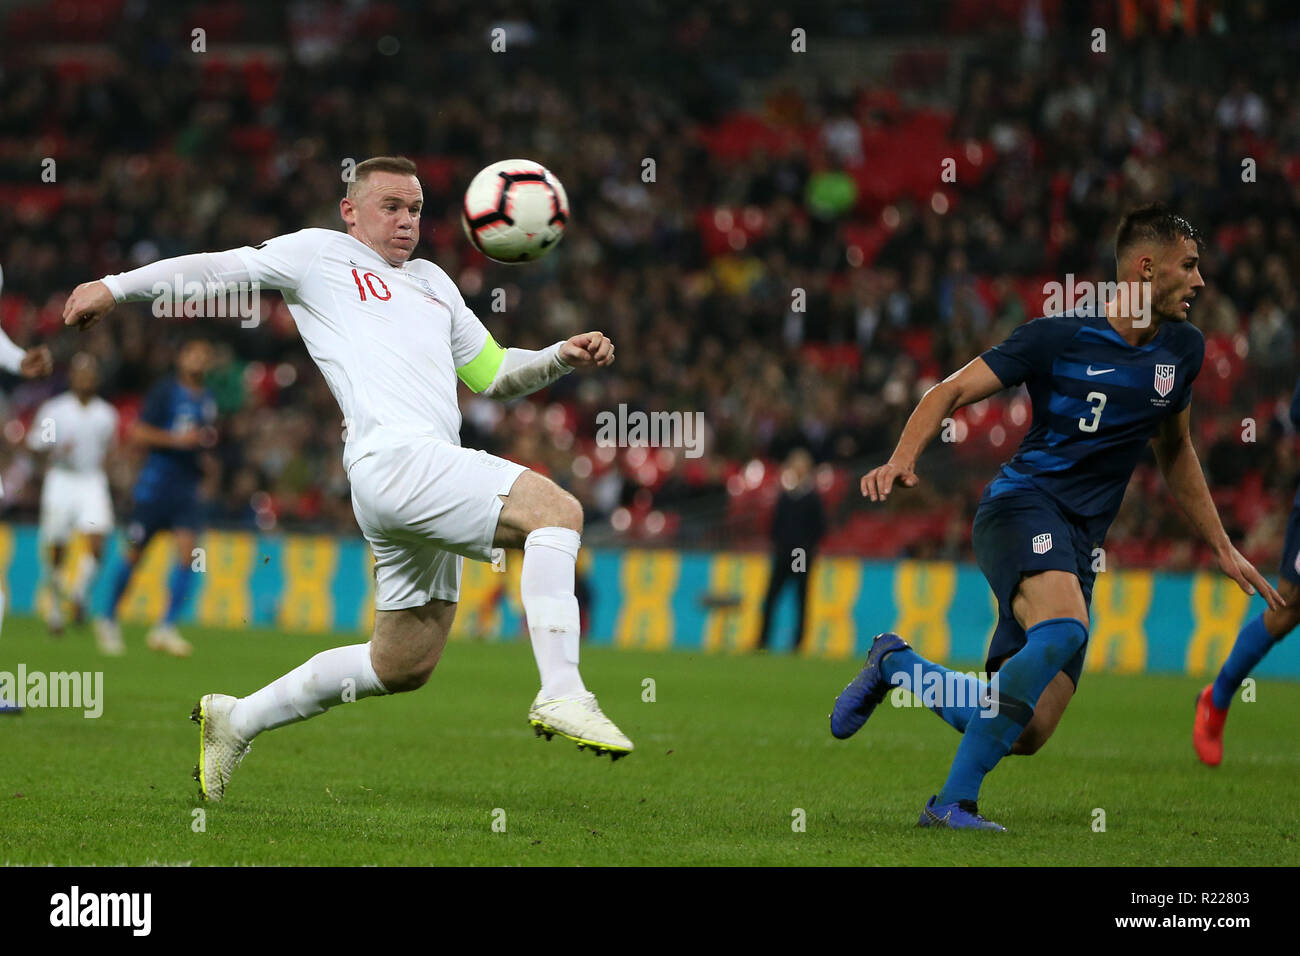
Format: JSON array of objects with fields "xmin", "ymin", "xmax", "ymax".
[{"xmin": 1154, "ymin": 363, "xmax": 1175, "ymax": 398}]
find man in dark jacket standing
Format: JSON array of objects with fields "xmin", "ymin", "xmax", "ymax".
[{"xmin": 756, "ymin": 448, "xmax": 826, "ymax": 652}]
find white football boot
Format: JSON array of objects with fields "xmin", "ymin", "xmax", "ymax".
[
  {"xmin": 528, "ymin": 691, "xmax": 633, "ymax": 759},
  {"xmin": 147, "ymin": 623, "xmax": 193, "ymax": 657},
  {"xmin": 191, "ymin": 693, "xmax": 251, "ymax": 802},
  {"xmin": 93, "ymin": 618, "xmax": 126, "ymax": 656}
]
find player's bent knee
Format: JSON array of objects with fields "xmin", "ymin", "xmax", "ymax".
[
  {"xmin": 370, "ymin": 601, "xmax": 454, "ymax": 693},
  {"xmin": 373, "ymin": 646, "xmax": 442, "ymax": 692},
  {"xmin": 1013, "ymin": 571, "xmax": 1088, "ymax": 628},
  {"xmin": 553, "ymin": 489, "xmax": 583, "ymax": 533},
  {"xmin": 379, "ymin": 660, "xmax": 437, "ymax": 694},
  {"xmin": 531, "ymin": 479, "xmax": 582, "ymax": 533}
]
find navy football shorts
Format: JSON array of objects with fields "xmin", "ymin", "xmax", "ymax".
[
  {"xmin": 126, "ymin": 486, "xmax": 206, "ymax": 548},
  {"xmin": 972, "ymin": 492, "xmax": 1108, "ymax": 688}
]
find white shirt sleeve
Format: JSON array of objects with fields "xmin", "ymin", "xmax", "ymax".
[
  {"xmin": 0, "ymin": 325, "xmax": 25, "ymax": 374},
  {"xmin": 101, "ymin": 250, "xmax": 252, "ymax": 303},
  {"xmin": 229, "ymin": 229, "xmax": 334, "ymax": 293},
  {"xmin": 0, "ymin": 262, "xmax": 18, "ymax": 373},
  {"xmin": 100, "ymin": 229, "xmax": 334, "ymax": 302},
  {"xmin": 483, "ymin": 343, "xmax": 574, "ymax": 400},
  {"xmin": 447, "ymin": 277, "xmax": 491, "ymax": 369}
]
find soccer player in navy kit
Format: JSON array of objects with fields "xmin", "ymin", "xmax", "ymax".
[
  {"xmin": 830, "ymin": 204, "xmax": 1283, "ymax": 830},
  {"xmin": 1194, "ymin": 375, "xmax": 1300, "ymax": 765},
  {"xmin": 94, "ymin": 338, "xmax": 218, "ymax": 657}
]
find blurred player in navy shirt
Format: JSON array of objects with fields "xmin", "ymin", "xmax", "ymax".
[
  {"xmin": 1194, "ymin": 376, "xmax": 1300, "ymax": 764},
  {"xmin": 829, "ymin": 204, "xmax": 1283, "ymax": 830},
  {"xmin": 95, "ymin": 337, "xmax": 218, "ymax": 657}
]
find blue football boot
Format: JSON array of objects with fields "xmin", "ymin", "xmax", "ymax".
[
  {"xmin": 830, "ymin": 631, "xmax": 909, "ymax": 739},
  {"xmin": 917, "ymin": 796, "xmax": 1006, "ymax": 831}
]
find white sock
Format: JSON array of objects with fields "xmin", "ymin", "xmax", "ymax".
[
  {"xmin": 521, "ymin": 527, "xmax": 587, "ymax": 700},
  {"xmin": 228, "ymin": 643, "xmax": 389, "ymax": 740}
]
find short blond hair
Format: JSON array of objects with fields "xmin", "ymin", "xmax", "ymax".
[{"xmin": 346, "ymin": 156, "xmax": 418, "ymax": 199}]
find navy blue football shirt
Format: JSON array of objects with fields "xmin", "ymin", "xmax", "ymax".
[
  {"xmin": 133, "ymin": 376, "xmax": 217, "ymax": 500},
  {"xmin": 978, "ymin": 308, "xmax": 1205, "ymax": 530}
]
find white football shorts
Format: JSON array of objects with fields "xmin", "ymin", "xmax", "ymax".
[
  {"xmin": 348, "ymin": 433, "xmax": 527, "ymax": 609},
  {"xmin": 39, "ymin": 469, "xmax": 115, "ymax": 544}
]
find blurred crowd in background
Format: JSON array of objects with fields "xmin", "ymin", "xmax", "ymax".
[{"xmin": 1, "ymin": 0, "xmax": 1299, "ymax": 570}]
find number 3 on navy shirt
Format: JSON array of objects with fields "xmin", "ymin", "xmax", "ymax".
[{"xmin": 1078, "ymin": 391, "xmax": 1107, "ymax": 433}]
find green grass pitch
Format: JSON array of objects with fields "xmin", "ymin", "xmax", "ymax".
[{"xmin": 2, "ymin": 616, "xmax": 1298, "ymax": 866}]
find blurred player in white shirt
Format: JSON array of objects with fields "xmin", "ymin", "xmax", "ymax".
[
  {"xmin": 26, "ymin": 352, "xmax": 119, "ymax": 642},
  {"xmin": 62, "ymin": 156, "xmax": 633, "ymax": 794},
  {"xmin": 0, "ymin": 262, "xmax": 55, "ymax": 714}
]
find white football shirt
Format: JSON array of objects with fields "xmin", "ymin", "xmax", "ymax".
[
  {"xmin": 232, "ymin": 229, "xmax": 491, "ymax": 470},
  {"xmin": 27, "ymin": 392, "xmax": 119, "ymax": 473}
]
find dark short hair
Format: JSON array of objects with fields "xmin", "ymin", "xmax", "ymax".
[
  {"xmin": 346, "ymin": 156, "xmax": 419, "ymax": 198},
  {"xmin": 1115, "ymin": 203, "xmax": 1201, "ymax": 260}
]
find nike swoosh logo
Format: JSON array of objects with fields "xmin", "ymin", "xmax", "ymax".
[{"xmin": 1086, "ymin": 366, "xmax": 1115, "ymax": 376}]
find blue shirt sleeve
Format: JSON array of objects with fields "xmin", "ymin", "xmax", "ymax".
[
  {"xmin": 138, "ymin": 381, "xmax": 172, "ymax": 429},
  {"xmin": 1175, "ymin": 326, "xmax": 1206, "ymax": 412},
  {"xmin": 980, "ymin": 316, "xmax": 1076, "ymax": 388}
]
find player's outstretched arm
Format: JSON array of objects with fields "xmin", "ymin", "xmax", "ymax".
[
  {"xmin": 557, "ymin": 331, "xmax": 614, "ymax": 370},
  {"xmin": 0, "ymin": 262, "xmax": 53, "ymax": 375},
  {"xmin": 461, "ymin": 331, "xmax": 613, "ymax": 402},
  {"xmin": 63, "ymin": 233, "xmax": 320, "ymax": 331},
  {"xmin": 861, "ymin": 356, "xmax": 1005, "ymax": 502},
  {"xmin": 62, "ymin": 280, "xmax": 117, "ymax": 330},
  {"xmin": 1152, "ymin": 405, "xmax": 1285, "ymax": 610}
]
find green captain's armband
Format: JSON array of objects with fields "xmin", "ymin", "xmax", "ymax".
[{"xmin": 456, "ymin": 335, "xmax": 507, "ymax": 393}]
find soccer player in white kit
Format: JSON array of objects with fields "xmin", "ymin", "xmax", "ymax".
[
  {"xmin": 61, "ymin": 156, "xmax": 633, "ymax": 797},
  {"xmin": 27, "ymin": 352, "xmax": 119, "ymax": 640},
  {"xmin": 0, "ymin": 262, "xmax": 55, "ymax": 714}
]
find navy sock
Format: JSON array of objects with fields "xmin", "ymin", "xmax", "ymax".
[
  {"xmin": 1212, "ymin": 614, "xmax": 1279, "ymax": 710},
  {"xmin": 102, "ymin": 560, "xmax": 134, "ymax": 621},
  {"xmin": 936, "ymin": 617, "xmax": 1087, "ymax": 806},
  {"xmin": 165, "ymin": 563, "xmax": 196, "ymax": 625},
  {"xmin": 882, "ymin": 647, "xmax": 987, "ymax": 733}
]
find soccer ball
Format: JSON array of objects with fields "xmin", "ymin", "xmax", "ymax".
[{"xmin": 461, "ymin": 159, "xmax": 569, "ymax": 263}]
